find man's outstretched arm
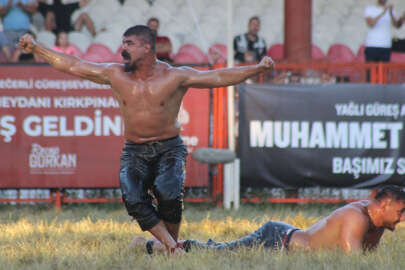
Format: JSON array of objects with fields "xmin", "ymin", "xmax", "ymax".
[
  {"xmin": 179, "ymin": 56, "xmax": 274, "ymax": 89},
  {"xmin": 19, "ymin": 34, "xmax": 116, "ymax": 85}
]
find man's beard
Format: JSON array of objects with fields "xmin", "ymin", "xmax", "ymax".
[
  {"xmin": 385, "ymin": 220, "xmax": 399, "ymax": 231},
  {"xmin": 124, "ymin": 62, "xmax": 136, "ymax": 72},
  {"xmin": 121, "ymin": 50, "xmax": 136, "ymax": 72}
]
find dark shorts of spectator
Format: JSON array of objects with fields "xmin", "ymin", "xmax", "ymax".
[
  {"xmin": 365, "ymin": 47, "xmax": 391, "ymax": 62},
  {"xmin": 119, "ymin": 136, "xmax": 187, "ymax": 231}
]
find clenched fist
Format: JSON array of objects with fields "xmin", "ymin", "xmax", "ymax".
[
  {"xmin": 19, "ymin": 34, "xmax": 37, "ymax": 53},
  {"xmin": 258, "ymin": 56, "xmax": 275, "ymax": 70}
]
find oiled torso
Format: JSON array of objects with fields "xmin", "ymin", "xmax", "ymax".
[
  {"xmin": 110, "ymin": 63, "xmax": 187, "ymax": 143},
  {"xmin": 289, "ymin": 201, "xmax": 384, "ymax": 251}
]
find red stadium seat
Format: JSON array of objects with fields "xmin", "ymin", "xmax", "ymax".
[
  {"xmin": 391, "ymin": 52, "xmax": 405, "ymax": 63},
  {"xmin": 176, "ymin": 43, "xmax": 206, "ymax": 61},
  {"xmin": 355, "ymin": 45, "xmax": 366, "ymax": 62},
  {"xmin": 86, "ymin": 43, "xmax": 114, "ymax": 55},
  {"xmin": 173, "ymin": 52, "xmax": 206, "ymax": 64},
  {"xmin": 68, "ymin": 44, "xmax": 83, "ymax": 58},
  {"xmin": 267, "ymin": 43, "xmax": 284, "ymax": 60},
  {"xmin": 82, "ymin": 52, "xmax": 110, "ymax": 63},
  {"xmin": 311, "ymin": 44, "xmax": 325, "ymax": 60},
  {"xmin": 327, "ymin": 44, "xmax": 355, "ymax": 62},
  {"xmin": 267, "ymin": 43, "xmax": 324, "ymax": 60},
  {"xmin": 83, "ymin": 43, "xmax": 115, "ymax": 62},
  {"xmin": 208, "ymin": 43, "xmax": 227, "ymax": 64},
  {"xmin": 112, "ymin": 46, "xmax": 124, "ymax": 63},
  {"xmin": 326, "ymin": 44, "xmax": 357, "ymax": 82}
]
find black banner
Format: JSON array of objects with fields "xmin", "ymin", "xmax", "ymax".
[{"xmin": 238, "ymin": 83, "xmax": 405, "ymax": 188}]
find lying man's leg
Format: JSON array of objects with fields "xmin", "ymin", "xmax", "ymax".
[{"xmin": 184, "ymin": 221, "xmax": 299, "ymax": 251}]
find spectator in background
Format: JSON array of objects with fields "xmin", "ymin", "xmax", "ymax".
[
  {"xmin": 0, "ymin": 19, "xmax": 11, "ymax": 61},
  {"xmin": 364, "ymin": 0, "xmax": 405, "ymax": 62},
  {"xmin": 234, "ymin": 16, "xmax": 266, "ymax": 63},
  {"xmin": 52, "ymin": 31, "xmax": 81, "ymax": 56},
  {"xmin": 38, "ymin": 0, "xmax": 96, "ymax": 37},
  {"xmin": 10, "ymin": 30, "xmax": 42, "ymax": 62},
  {"xmin": 147, "ymin": 17, "xmax": 172, "ymax": 63},
  {"xmin": 0, "ymin": 0, "xmax": 37, "ymax": 48}
]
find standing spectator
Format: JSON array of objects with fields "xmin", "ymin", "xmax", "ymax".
[
  {"xmin": 0, "ymin": 0, "xmax": 38, "ymax": 47},
  {"xmin": 52, "ymin": 31, "xmax": 81, "ymax": 56},
  {"xmin": 147, "ymin": 17, "xmax": 172, "ymax": 63},
  {"xmin": 38, "ymin": 0, "xmax": 96, "ymax": 37},
  {"xmin": 234, "ymin": 16, "xmax": 266, "ymax": 63},
  {"xmin": 364, "ymin": 0, "xmax": 405, "ymax": 62}
]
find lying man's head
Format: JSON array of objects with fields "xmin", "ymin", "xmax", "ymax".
[{"xmin": 373, "ymin": 185, "xmax": 405, "ymax": 231}]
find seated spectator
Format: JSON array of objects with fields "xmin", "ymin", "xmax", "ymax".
[
  {"xmin": 0, "ymin": 19, "xmax": 11, "ymax": 61},
  {"xmin": 10, "ymin": 30, "xmax": 43, "ymax": 62},
  {"xmin": 38, "ymin": 0, "xmax": 96, "ymax": 37},
  {"xmin": 244, "ymin": 51, "xmax": 261, "ymax": 83},
  {"xmin": 147, "ymin": 17, "xmax": 172, "ymax": 63},
  {"xmin": 0, "ymin": 0, "xmax": 38, "ymax": 48},
  {"xmin": 52, "ymin": 31, "xmax": 81, "ymax": 56},
  {"xmin": 244, "ymin": 50, "xmax": 256, "ymax": 64},
  {"xmin": 234, "ymin": 16, "xmax": 266, "ymax": 63}
]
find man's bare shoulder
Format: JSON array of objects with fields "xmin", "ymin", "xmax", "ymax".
[
  {"xmin": 334, "ymin": 201, "xmax": 371, "ymax": 225},
  {"xmin": 104, "ymin": 63, "xmax": 125, "ymax": 72},
  {"xmin": 159, "ymin": 62, "xmax": 199, "ymax": 82},
  {"xmin": 100, "ymin": 63, "xmax": 128, "ymax": 78},
  {"xmin": 165, "ymin": 63, "xmax": 199, "ymax": 74}
]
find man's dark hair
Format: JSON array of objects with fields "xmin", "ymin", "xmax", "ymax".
[
  {"xmin": 147, "ymin": 17, "xmax": 159, "ymax": 25},
  {"xmin": 123, "ymin": 25, "xmax": 156, "ymax": 53},
  {"xmin": 375, "ymin": 185, "xmax": 405, "ymax": 202},
  {"xmin": 249, "ymin": 16, "xmax": 260, "ymax": 24}
]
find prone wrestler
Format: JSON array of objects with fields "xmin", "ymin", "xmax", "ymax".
[{"xmin": 130, "ymin": 186, "xmax": 405, "ymax": 255}]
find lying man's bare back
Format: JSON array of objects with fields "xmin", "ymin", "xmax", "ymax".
[
  {"xmin": 290, "ymin": 200, "xmax": 386, "ymax": 251},
  {"xmin": 131, "ymin": 186, "xmax": 405, "ymax": 254},
  {"xmin": 19, "ymin": 25, "xmax": 274, "ymax": 254}
]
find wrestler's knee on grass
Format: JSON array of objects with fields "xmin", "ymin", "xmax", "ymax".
[
  {"xmin": 153, "ymin": 182, "xmax": 184, "ymax": 224},
  {"xmin": 125, "ymin": 201, "xmax": 160, "ymax": 231}
]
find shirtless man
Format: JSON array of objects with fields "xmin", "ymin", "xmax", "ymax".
[
  {"xmin": 18, "ymin": 25, "xmax": 274, "ymax": 254},
  {"xmin": 131, "ymin": 185, "xmax": 405, "ymax": 254}
]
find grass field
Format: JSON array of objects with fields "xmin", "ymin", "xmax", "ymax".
[{"xmin": 0, "ymin": 202, "xmax": 404, "ymax": 270}]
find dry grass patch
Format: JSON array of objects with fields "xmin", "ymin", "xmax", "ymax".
[{"xmin": 0, "ymin": 203, "xmax": 404, "ymax": 270}]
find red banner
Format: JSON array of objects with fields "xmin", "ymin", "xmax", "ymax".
[{"xmin": 0, "ymin": 65, "xmax": 208, "ymax": 188}]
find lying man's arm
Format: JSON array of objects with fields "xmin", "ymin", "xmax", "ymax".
[
  {"xmin": 178, "ymin": 56, "xmax": 274, "ymax": 89},
  {"xmin": 340, "ymin": 210, "xmax": 369, "ymax": 254},
  {"xmin": 18, "ymin": 34, "xmax": 116, "ymax": 85}
]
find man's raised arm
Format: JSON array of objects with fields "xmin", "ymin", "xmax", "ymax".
[
  {"xmin": 179, "ymin": 56, "xmax": 274, "ymax": 89},
  {"xmin": 19, "ymin": 34, "xmax": 115, "ymax": 85}
]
